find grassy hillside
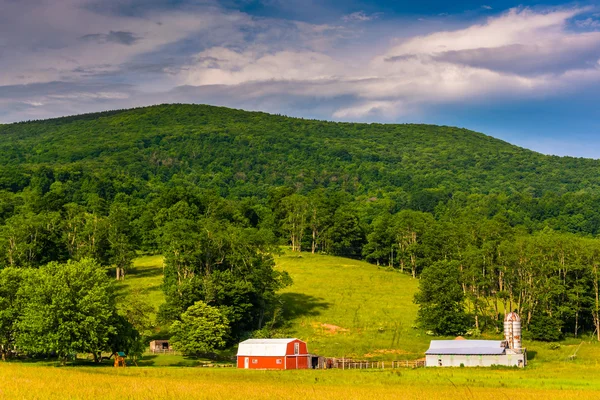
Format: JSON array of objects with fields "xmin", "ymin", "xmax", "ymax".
[
  {"xmin": 120, "ymin": 251, "xmax": 600, "ymax": 366},
  {"xmin": 115, "ymin": 255, "xmax": 165, "ymax": 322},
  {"xmin": 119, "ymin": 251, "xmax": 423, "ymax": 358},
  {"xmin": 276, "ymin": 252, "xmax": 422, "ymax": 359}
]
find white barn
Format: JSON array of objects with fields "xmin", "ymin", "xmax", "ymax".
[{"xmin": 425, "ymin": 339, "xmax": 526, "ymax": 368}]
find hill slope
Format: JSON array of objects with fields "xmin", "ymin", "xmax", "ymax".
[
  {"xmin": 276, "ymin": 252, "xmax": 422, "ymax": 359},
  {"xmin": 123, "ymin": 251, "xmax": 600, "ymax": 365},
  {"xmin": 1, "ymin": 104, "xmax": 600, "ymax": 201},
  {"xmin": 121, "ymin": 252, "xmax": 422, "ymax": 358}
]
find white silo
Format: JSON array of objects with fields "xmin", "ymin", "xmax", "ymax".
[{"xmin": 504, "ymin": 312, "xmax": 522, "ymax": 351}]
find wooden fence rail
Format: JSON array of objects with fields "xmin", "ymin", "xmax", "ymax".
[{"xmin": 331, "ymin": 359, "xmax": 425, "ymax": 369}]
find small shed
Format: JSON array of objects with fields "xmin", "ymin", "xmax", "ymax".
[
  {"xmin": 425, "ymin": 339, "xmax": 526, "ymax": 368},
  {"xmin": 149, "ymin": 339, "xmax": 172, "ymax": 353},
  {"xmin": 237, "ymin": 338, "xmax": 310, "ymax": 370}
]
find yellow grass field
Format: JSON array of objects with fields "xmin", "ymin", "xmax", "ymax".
[{"xmin": 3, "ymin": 363, "xmax": 600, "ymax": 400}]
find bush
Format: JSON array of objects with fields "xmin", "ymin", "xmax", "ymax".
[
  {"xmin": 528, "ymin": 313, "xmax": 563, "ymax": 342},
  {"xmin": 170, "ymin": 301, "xmax": 229, "ymax": 356}
]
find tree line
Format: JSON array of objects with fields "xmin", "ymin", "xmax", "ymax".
[{"xmin": 4, "ymin": 178, "xmax": 600, "ymax": 343}]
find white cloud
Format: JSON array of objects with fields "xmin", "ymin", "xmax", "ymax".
[
  {"xmin": 332, "ymin": 101, "xmax": 406, "ymax": 119},
  {"xmin": 175, "ymin": 6, "xmax": 600, "ymax": 119},
  {"xmin": 576, "ymin": 18, "xmax": 600, "ymax": 29},
  {"xmin": 383, "ymin": 8, "xmax": 584, "ymax": 56},
  {"xmin": 183, "ymin": 48, "xmax": 347, "ymax": 86},
  {"xmin": 22, "ymin": 101, "xmax": 45, "ymax": 107},
  {"xmin": 342, "ymin": 11, "xmax": 380, "ymax": 23}
]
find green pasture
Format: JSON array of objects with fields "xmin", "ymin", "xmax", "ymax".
[
  {"xmin": 276, "ymin": 252, "xmax": 424, "ymax": 359},
  {"xmin": 115, "ymin": 251, "xmax": 600, "ymax": 366},
  {"xmin": 115, "ymin": 254, "xmax": 165, "ymax": 322}
]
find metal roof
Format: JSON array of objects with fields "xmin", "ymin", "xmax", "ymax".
[
  {"xmin": 425, "ymin": 340, "xmax": 506, "ymax": 355},
  {"xmin": 237, "ymin": 338, "xmax": 301, "ymax": 356}
]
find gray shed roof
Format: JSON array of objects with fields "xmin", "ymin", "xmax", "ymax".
[{"xmin": 425, "ymin": 340, "xmax": 506, "ymax": 355}]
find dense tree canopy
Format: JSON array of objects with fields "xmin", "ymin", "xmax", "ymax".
[
  {"xmin": 415, "ymin": 260, "xmax": 470, "ymax": 336},
  {"xmin": 16, "ymin": 259, "xmax": 120, "ymax": 363}
]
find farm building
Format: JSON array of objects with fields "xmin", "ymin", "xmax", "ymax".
[
  {"xmin": 149, "ymin": 340, "xmax": 172, "ymax": 353},
  {"xmin": 425, "ymin": 339, "xmax": 526, "ymax": 367},
  {"xmin": 237, "ymin": 338, "xmax": 313, "ymax": 370},
  {"xmin": 425, "ymin": 312, "xmax": 526, "ymax": 368}
]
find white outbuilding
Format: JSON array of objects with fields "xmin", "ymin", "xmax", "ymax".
[
  {"xmin": 425, "ymin": 312, "xmax": 527, "ymax": 368},
  {"xmin": 425, "ymin": 339, "xmax": 526, "ymax": 368}
]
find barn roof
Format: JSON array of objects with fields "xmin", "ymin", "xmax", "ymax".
[
  {"xmin": 426, "ymin": 340, "xmax": 506, "ymax": 355},
  {"xmin": 237, "ymin": 338, "xmax": 302, "ymax": 356}
]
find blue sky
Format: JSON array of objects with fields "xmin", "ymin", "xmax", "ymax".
[{"xmin": 1, "ymin": 1, "xmax": 600, "ymax": 157}]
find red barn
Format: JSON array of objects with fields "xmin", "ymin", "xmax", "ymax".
[{"xmin": 236, "ymin": 338, "xmax": 309, "ymax": 370}]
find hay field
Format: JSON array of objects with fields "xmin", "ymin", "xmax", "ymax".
[{"xmin": 3, "ymin": 362, "xmax": 600, "ymax": 400}]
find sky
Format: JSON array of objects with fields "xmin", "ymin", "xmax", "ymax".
[{"xmin": 1, "ymin": 1, "xmax": 600, "ymax": 157}]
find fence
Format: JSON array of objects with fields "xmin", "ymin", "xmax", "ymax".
[
  {"xmin": 330, "ymin": 359, "xmax": 425, "ymax": 369},
  {"xmin": 149, "ymin": 349, "xmax": 178, "ymax": 354}
]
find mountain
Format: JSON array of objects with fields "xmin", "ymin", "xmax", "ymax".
[{"xmin": 1, "ymin": 104, "xmax": 599, "ymax": 205}]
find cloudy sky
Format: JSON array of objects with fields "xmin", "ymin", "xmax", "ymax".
[{"xmin": 2, "ymin": 0, "xmax": 600, "ymax": 157}]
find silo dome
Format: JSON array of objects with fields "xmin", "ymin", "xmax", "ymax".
[
  {"xmin": 504, "ymin": 312, "xmax": 521, "ymax": 322},
  {"xmin": 504, "ymin": 312, "xmax": 522, "ymax": 351}
]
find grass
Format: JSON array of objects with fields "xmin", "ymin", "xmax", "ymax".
[
  {"xmin": 115, "ymin": 251, "xmax": 600, "ymax": 365},
  {"xmin": 276, "ymin": 252, "xmax": 424, "ymax": 359},
  {"xmin": 7, "ymin": 250, "xmax": 600, "ymax": 399},
  {"xmin": 115, "ymin": 254, "xmax": 165, "ymax": 322},
  {"xmin": 3, "ymin": 363, "xmax": 600, "ymax": 399}
]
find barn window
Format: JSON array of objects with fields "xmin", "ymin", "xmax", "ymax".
[
  {"xmin": 252, "ymin": 359, "xmax": 258, "ymax": 364},
  {"xmin": 276, "ymin": 359, "xmax": 282, "ymax": 364},
  {"xmin": 294, "ymin": 343, "xmax": 300, "ymax": 355}
]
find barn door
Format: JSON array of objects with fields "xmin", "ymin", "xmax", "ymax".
[{"xmin": 244, "ymin": 357, "xmax": 250, "ymax": 369}]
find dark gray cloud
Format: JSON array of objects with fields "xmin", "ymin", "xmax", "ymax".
[
  {"xmin": 430, "ymin": 43, "xmax": 600, "ymax": 75},
  {"xmin": 163, "ymin": 82, "xmax": 358, "ymax": 120},
  {"xmin": 384, "ymin": 54, "xmax": 419, "ymax": 62},
  {"xmin": 81, "ymin": 31, "xmax": 140, "ymax": 45},
  {"xmin": 0, "ymin": 81, "xmax": 137, "ymax": 122}
]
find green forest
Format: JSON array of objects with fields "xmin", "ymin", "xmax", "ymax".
[{"xmin": 2, "ymin": 104, "xmax": 600, "ymax": 361}]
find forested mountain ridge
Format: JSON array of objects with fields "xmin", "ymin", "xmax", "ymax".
[{"xmin": 1, "ymin": 104, "xmax": 599, "ymax": 203}]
